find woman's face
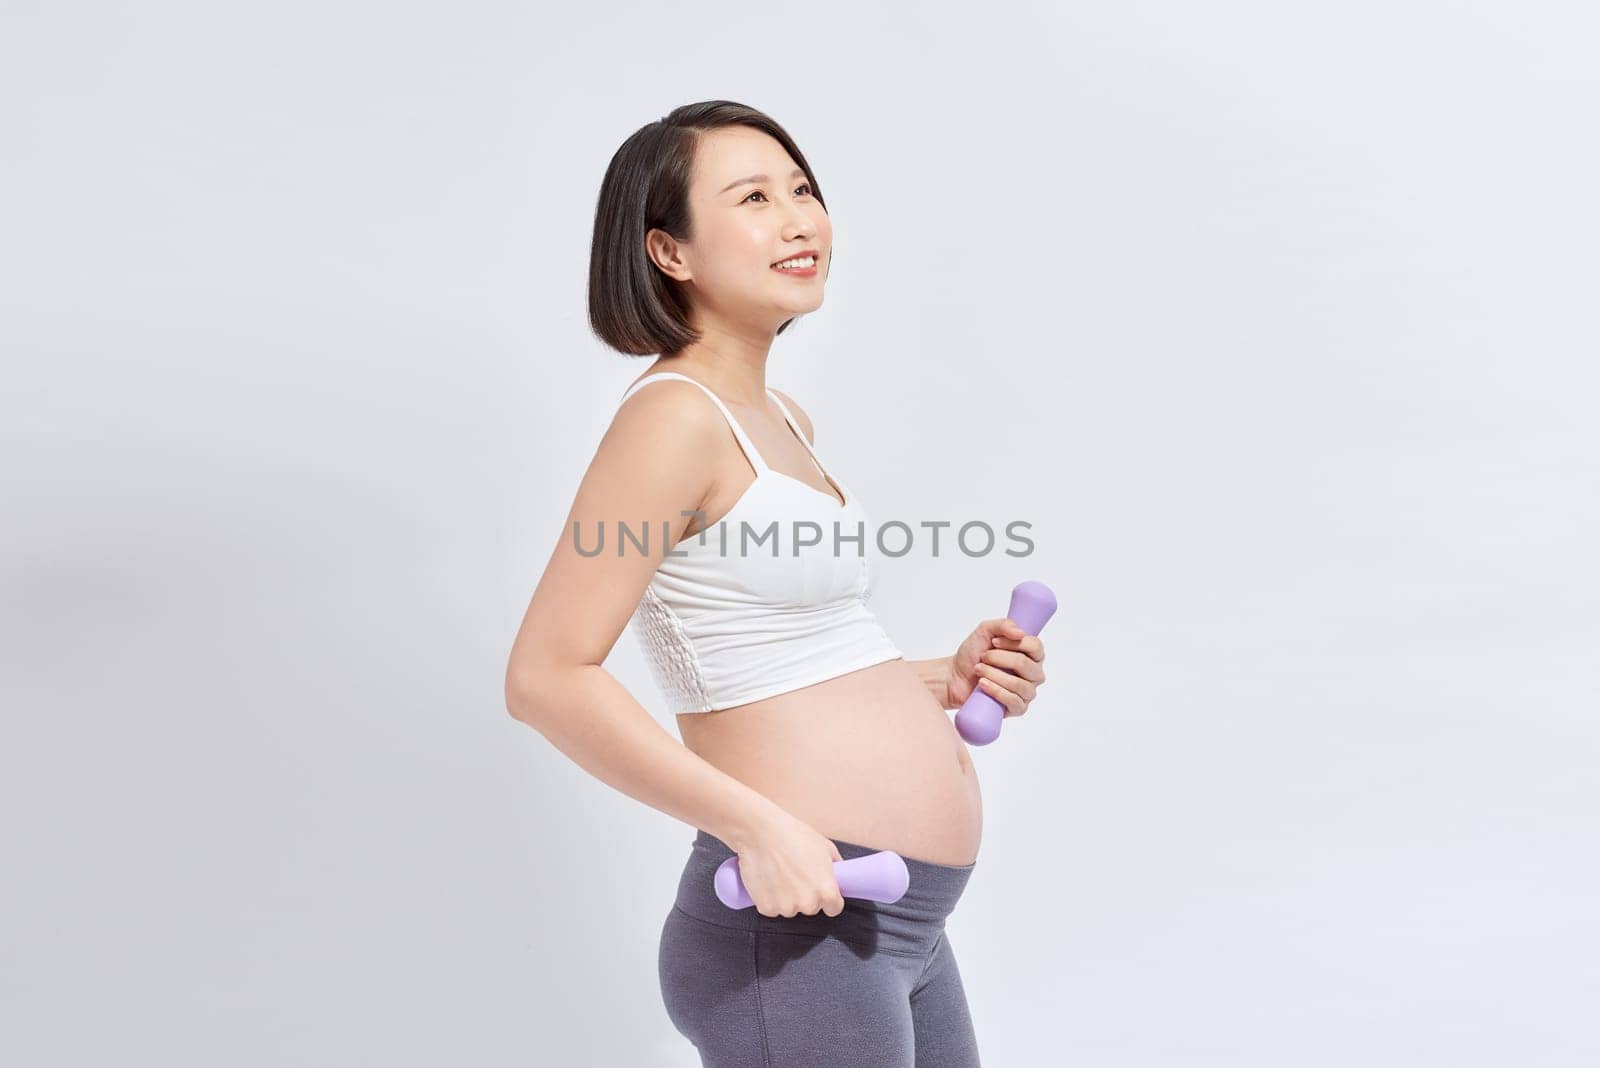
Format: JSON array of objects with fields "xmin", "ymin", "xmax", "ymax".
[{"xmin": 650, "ymin": 125, "xmax": 832, "ymax": 333}]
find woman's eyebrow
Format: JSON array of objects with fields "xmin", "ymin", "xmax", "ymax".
[{"xmin": 718, "ymin": 167, "xmax": 807, "ymax": 195}]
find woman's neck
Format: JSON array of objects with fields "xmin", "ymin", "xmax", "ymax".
[{"xmin": 657, "ymin": 329, "xmax": 775, "ymax": 408}]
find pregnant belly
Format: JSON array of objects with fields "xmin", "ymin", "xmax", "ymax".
[{"xmin": 676, "ymin": 658, "xmax": 984, "ymax": 866}]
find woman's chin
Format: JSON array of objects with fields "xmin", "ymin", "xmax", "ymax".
[
  {"xmin": 782, "ymin": 293, "xmax": 825, "ymax": 317},
  {"xmin": 755, "ymin": 294, "xmax": 824, "ymax": 331}
]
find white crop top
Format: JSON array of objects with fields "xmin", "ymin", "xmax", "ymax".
[{"xmin": 616, "ymin": 371, "xmax": 904, "ymax": 713}]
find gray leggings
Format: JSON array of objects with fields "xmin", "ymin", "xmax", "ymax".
[{"xmin": 658, "ymin": 829, "xmax": 980, "ymax": 1067}]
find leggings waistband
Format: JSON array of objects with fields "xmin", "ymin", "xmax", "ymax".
[{"xmin": 672, "ymin": 829, "xmax": 976, "ymax": 959}]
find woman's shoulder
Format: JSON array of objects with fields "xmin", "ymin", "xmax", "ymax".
[
  {"xmin": 768, "ymin": 387, "xmax": 814, "ymax": 444},
  {"xmin": 611, "ymin": 371, "xmax": 729, "ymax": 441}
]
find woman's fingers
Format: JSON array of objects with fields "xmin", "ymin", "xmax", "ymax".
[
  {"xmin": 990, "ymin": 632, "xmax": 1045, "ymax": 664},
  {"xmin": 979, "ymin": 647, "xmax": 1045, "ymax": 685},
  {"xmin": 974, "ymin": 661, "xmax": 1037, "ymax": 705},
  {"xmin": 975, "ymin": 671, "xmax": 1028, "ymax": 716}
]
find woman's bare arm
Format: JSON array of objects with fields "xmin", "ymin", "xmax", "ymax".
[{"xmin": 504, "ymin": 382, "xmax": 788, "ymax": 852}]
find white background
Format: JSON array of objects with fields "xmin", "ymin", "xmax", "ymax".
[{"xmin": 3, "ymin": 1, "xmax": 1596, "ymax": 1064}]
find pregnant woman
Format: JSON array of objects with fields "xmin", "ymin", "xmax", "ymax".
[{"xmin": 504, "ymin": 100, "xmax": 1047, "ymax": 1067}]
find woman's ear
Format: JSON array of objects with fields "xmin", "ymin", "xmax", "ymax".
[{"xmin": 645, "ymin": 228, "xmax": 692, "ymax": 282}]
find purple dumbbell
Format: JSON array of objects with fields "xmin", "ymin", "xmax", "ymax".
[
  {"xmin": 714, "ymin": 851, "xmax": 910, "ymax": 910},
  {"xmin": 955, "ymin": 579, "xmax": 1058, "ymax": 746}
]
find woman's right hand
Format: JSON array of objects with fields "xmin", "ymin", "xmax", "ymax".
[{"xmin": 736, "ymin": 810, "xmax": 847, "ymax": 919}]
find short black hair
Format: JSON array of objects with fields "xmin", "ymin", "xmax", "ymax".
[{"xmin": 587, "ymin": 100, "xmax": 828, "ymax": 357}]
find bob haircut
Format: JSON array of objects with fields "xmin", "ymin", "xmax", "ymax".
[{"xmin": 588, "ymin": 100, "xmax": 828, "ymax": 357}]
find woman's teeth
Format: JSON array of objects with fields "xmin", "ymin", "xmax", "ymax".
[{"xmin": 773, "ymin": 255, "xmax": 815, "ymax": 270}]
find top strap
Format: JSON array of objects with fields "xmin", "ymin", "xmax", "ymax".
[
  {"xmin": 616, "ymin": 371, "xmax": 769, "ymax": 475},
  {"xmin": 765, "ymin": 388, "xmax": 834, "ymax": 484}
]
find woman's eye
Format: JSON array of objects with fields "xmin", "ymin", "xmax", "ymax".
[{"xmin": 744, "ymin": 183, "xmax": 812, "ymax": 204}]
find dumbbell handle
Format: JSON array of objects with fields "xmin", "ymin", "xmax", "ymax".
[{"xmin": 714, "ymin": 851, "xmax": 910, "ymax": 910}]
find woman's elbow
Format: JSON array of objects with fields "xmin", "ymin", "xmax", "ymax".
[
  {"xmin": 505, "ymin": 663, "xmax": 549, "ymax": 724},
  {"xmin": 505, "ymin": 659, "xmax": 591, "ymax": 725}
]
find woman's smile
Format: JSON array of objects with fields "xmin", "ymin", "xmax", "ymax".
[{"xmin": 771, "ymin": 252, "xmax": 820, "ymax": 278}]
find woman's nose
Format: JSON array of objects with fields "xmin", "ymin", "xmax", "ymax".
[{"xmin": 784, "ymin": 213, "xmax": 817, "ymax": 240}]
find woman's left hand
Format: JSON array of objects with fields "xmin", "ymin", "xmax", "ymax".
[{"xmin": 944, "ymin": 618, "xmax": 1046, "ymax": 716}]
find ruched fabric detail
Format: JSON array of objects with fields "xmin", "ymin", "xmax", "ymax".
[{"xmin": 630, "ymin": 586, "xmax": 711, "ymax": 714}]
